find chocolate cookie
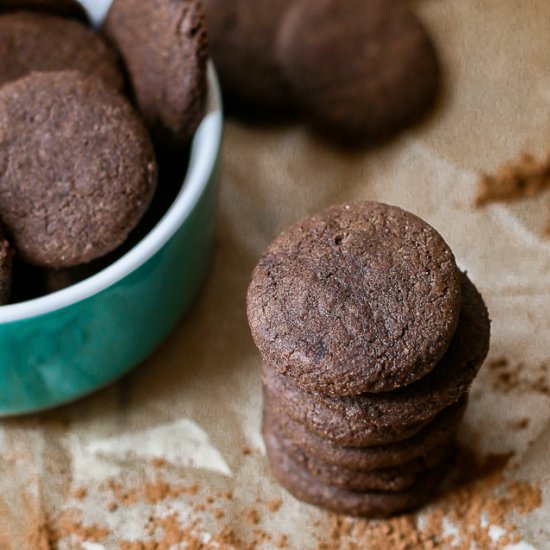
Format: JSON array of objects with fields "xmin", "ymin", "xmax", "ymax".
[
  {"xmin": 0, "ymin": 0, "xmax": 88, "ymax": 21},
  {"xmin": 0, "ymin": 227, "xmax": 13, "ymax": 304},
  {"xmin": 265, "ymin": 384, "xmax": 434, "ymax": 447},
  {"xmin": 202, "ymin": 0, "xmax": 293, "ymax": 116},
  {"xmin": 269, "ymin": 396, "xmax": 467, "ymax": 470},
  {"xmin": 247, "ymin": 201, "xmax": 462, "ymax": 396},
  {"xmin": 275, "ymin": 0, "xmax": 440, "ymax": 143},
  {"xmin": 263, "ymin": 274, "xmax": 489, "ymax": 444},
  {"xmin": 0, "ymin": 12, "xmax": 124, "ymax": 92},
  {"xmin": 264, "ymin": 427, "xmax": 448, "ymax": 518},
  {"xmin": 0, "ymin": 71, "xmax": 157, "ymax": 268},
  {"xmin": 265, "ymin": 411, "xmax": 453, "ymax": 492},
  {"xmin": 104, "ymin": 0, "xmax": 208, "ymax": 151}
]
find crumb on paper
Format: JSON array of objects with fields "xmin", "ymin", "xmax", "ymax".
[
  {"xmin": 213, "ymin": 508, "xmax": 225, "ymax": 519},
  {"xmin": 315, "ymin": 449, "xmax": 541, "ymax": 550},
  {"xmin": 488, "ymin": 357, "xmax": 550, "ymax": 396},
  {"xmin": 267, "ymin": 498, "xmax": 282, "ymax": 513},
  {"xmin": 475, "ymin": 150, "xmax": 550, "ymax": 207},
  {"xmin": 275, "ymin": 534, "xmax": 289, "ymax": 548},
  {"xmin": 150, "ymin": 457, "xmax": 168, "ymax": 469},
  {"xmin": 246, "ymin": 509, "xmax": 260, "ymax": 526},
  {"xmin": 49, "ymin": 511, "xmax": 109, "ymax": 545},
  {"xmin": 72, "ymin": 487, "xmax": 87, "ymax": 501},
  {"xmin": 36, "ymin": 445, "xmax": 542, "ymax": 549},
  {"xmin": 106, "ymin": 502, "xmax": 118, "ymax": 513}
]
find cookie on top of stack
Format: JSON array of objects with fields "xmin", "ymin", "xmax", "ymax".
[{"xmin": 247, "ymin": 201, "xmax": 490, "ymax": 517}]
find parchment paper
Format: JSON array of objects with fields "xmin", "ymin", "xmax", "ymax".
[{"xmin": 1, "ymin": 0, "xmax": 550, "ymax": 548}]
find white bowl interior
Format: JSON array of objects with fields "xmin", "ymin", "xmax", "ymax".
[
  {"xmin": 0, "ymin": 64, "xmax": 223, "ymax": 323},
  {"xmin": 79, "ymin": 0, "xmax": 112, "ymax": 26}
]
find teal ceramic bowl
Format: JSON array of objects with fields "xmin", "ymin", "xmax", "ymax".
[{"xmin": 0, "ymin": 65, "xmax": 223, "ymax": 416}]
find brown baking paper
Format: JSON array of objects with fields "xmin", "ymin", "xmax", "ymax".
[{"xmin": 1, "ymin": 0, "xmax": 550, "ymax": 548}]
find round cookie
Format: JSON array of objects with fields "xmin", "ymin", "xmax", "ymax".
[
  {"xmin": 0, "ymin": 12, "xmax": 124, "ymax": 92},
  {"xmin": 264, "ymin": 427, "xmax": 449, "ymax": 518},
  {"xmin": 0, "ymin": 0, "xmax": 88, "ymax": 21},
  {"xmin": 0, "ymin": 71, "xmax": 157, "ymax": 268},
  {"xmin": 202, "ymin": 0, "xmax": 294, "ymax": 117},
  {"xmin": 265, "ymin": 384, "xmax": 434, "ymax": 447},
  {"xmin": 0, "ymin": 227, "xmax": 13, "ymax": 304},
  {"xmin": 275, "ymin": 0, "xmax": 440, "ymax": 143},
  {"xmin": 265, "ymin": 411, "xmax": 453, "ymax": 492},
  {"xmin": 263, "ymin": 274, "xmax": 490, "ymax": 443},
  {"xmin": 269, "ymin": 396, "xmax": 467, "ymax": 470},
  {"xmin": 103, "ymin": 0, "xmax": 208, "ymax": 151},
  {"xmin": 248, "ymin": 201, "xmax": 462, "ymax": 396}
]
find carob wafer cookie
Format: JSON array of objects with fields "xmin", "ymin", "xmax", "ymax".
[
  {"xmin": 0, "ymin": 227, "xmax": 13, "ymax": 304},
  {"xmin": 263, "ymin": 274, "xmax": 489, "ymax": 443},
  {"xmin": 0, "ymin": 12, "xmax": 124, "ymax": 91},
  {"xmin": 247, "ymin": 201, "xmax": 462, "ymax": 396},
  {"xmin": 265, "ymin": 384, "xmax": 434, "ymax": 447},
  {"xmin": 266, "ymin": 410, "xmax": 454, "ymax": 492},
  {"xmin": 267, "ymin": 395, "xmax": 467, "ymax": 470},
  {"xmin": 275, "ymin": 0, "xmax": 440, "ymax": 143},
  {"xmin": 104, "ymin": 0, "xmax": 208, "ymax": 151},
  {"xmin": 0, "ymin": 0, "xmax": 88, "ymax": 21},
  {"xmin": 202, "ymin": 0, "xmax": 294, "ymax": 116},
  {"xmin": 264, "ymin": 427, "xmax": 449, "ymax": 518},
  {"xmin": 0, "ymin": 71, "xmax": 157, "ymax": 268}
]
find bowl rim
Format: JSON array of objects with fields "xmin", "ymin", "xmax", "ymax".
[{"xmin": 0, "ymin": 63, "xmax": 223, "ymax": 324}]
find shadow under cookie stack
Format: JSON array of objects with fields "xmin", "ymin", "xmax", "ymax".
[{"xmin": 247, "ymin": 201, "xmax": 490, "ymax": 517}]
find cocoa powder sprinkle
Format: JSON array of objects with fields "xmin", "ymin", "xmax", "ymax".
[
  {"xmin": 316, "ymin": 449, "xmax": 541, "ymax": 550},
  {"xmin": 266, "ymin": 498, "xmax": 282, "ymax": 513},
  {"xmin": 475, "ymin": 150, "xmax": 550, "ymax": 207}
]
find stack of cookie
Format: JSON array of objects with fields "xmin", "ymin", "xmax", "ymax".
[{"xmin": 247, "ymin": 201, "xmax": 490, "ymax": 517}]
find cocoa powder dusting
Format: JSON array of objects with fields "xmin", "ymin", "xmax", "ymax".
[
  {"xmin": 316, "ymin": 449, "xmax": 541, "ymax": 550},
  {"xmin": 72, "ymin": 487, "xmax": 87, "ymax": 501},
  {"xmin": 28, "ymin": 523, "xmax": 51, "ymax": 550},
  {"xmin": 275, "ymin": 534, "xmax": 289, "ymax": 548},
  {"xmin": 266, "ymin": 498, "xmax": 282, "ymax": 513},
  {"xmin": 488, "ymin": 357, "xmax": 550, "ymax": 395},
  {"xmin": 150, "ymin": 457, "xmax": 168, "ymax": 469},
  {"xmin": 102, "ymin": 478, "xmax": 196, "ymax": 506},
  {"xmin": 49, "ymin": 510, "xmax": 109, "ymax": 544},
  {"xmin": 475, "ymin": 150, "xmax": 550, "ymax": 207},
  {"xmin": 246, "ymin": 509, "xmax": 260, "ymax": 526}
]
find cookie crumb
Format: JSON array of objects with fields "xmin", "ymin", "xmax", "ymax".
[
  {"xmin": 475, "ymin": 150, "xmax": 550, "ymax": 207},
  {"xmin": 509, "ymin": 418, "xmax": 529, "ymax": 430},
  {"xmin": 144, "ymin": 480, "xmax": 185, "ymax": 504},
  {"xmin": 275, "ymin": 534, "xmax": 289, "ymax": 548},
  {"xmin": 186, "ymin": 483, "xmax": 200, "ymax": 496},
  {"xmin": 53, "ymin": 513, "xmax": 109, "ymax": 543},
  {"xmin": 266, "ymin": 498, "xmax": 282, "ymax": 513},
  {"xmin": 106, "ymin": 502, "xmax": 118, "ymax": 513},
  {"xmin": 72, "ymin": 487, "xmax": 87, "ymax": 500},
  {"xmin": 150, "ymin": 457, "xmax": 168, "ymax": 469},
  {"xmin": 489, "ymin": 358, "xmax": 550, "ymax": 395},
  {"xmin": 246, "ymin": 509, "xmax": 260, "ymax": 526},
  {"xmin": 213, "ymin": 508, "xmax": 225, "ymax": 520}
]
